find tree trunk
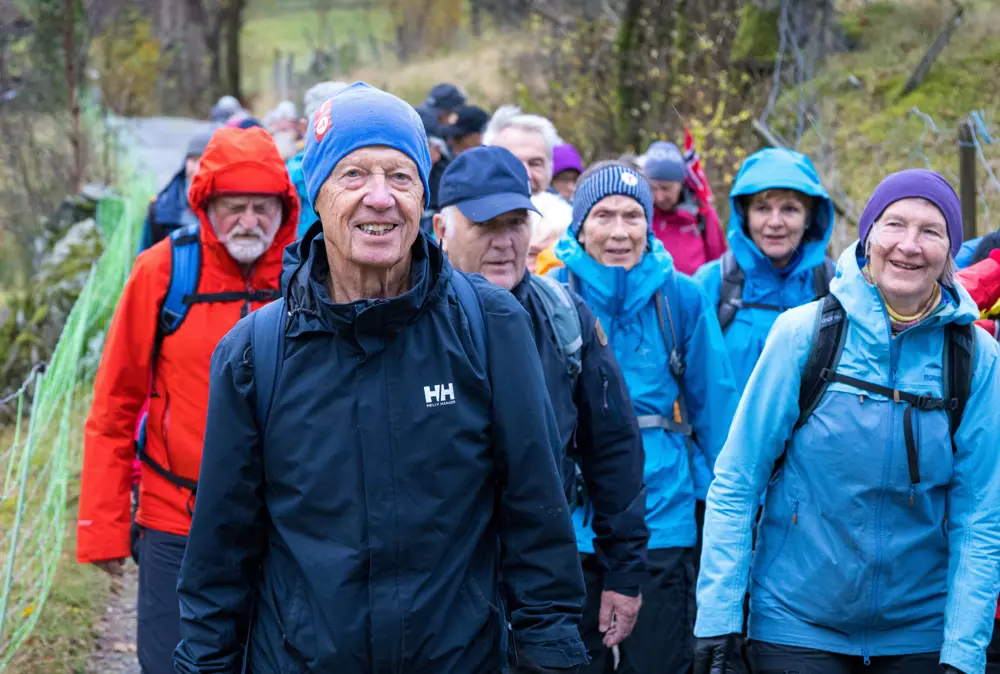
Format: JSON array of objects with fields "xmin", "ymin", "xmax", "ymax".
[
  {"xmin": 614, "ymin": 0, "xmax": 644, "ymax": 150},
  {"xmin": 223, "ymin": 0, "xmax": 245, "ymax": 100},
  {"xmin": 64, "ymin": 0, "xmax": 82, "ymax": 194}
]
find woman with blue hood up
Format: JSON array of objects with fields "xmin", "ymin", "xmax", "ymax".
[
  {"xmin": 694, "ymin": 169, "xmax": 1000, "ymax": 674},
  {"xmin": 694, "ymin": 147, "xmax": 837, "ymax": 396},
  {"xmin": 549, "ymin": 160, "xmax": 739, "ymax": 673}
]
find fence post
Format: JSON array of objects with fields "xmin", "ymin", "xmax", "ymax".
[{"xmin": 958, "ymin": 119, "xmax": 978, "ymax": 242}]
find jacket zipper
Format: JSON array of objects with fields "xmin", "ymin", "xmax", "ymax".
[
  {"xmin": 602, "ymin": 374, "xmax": 609, "ymax": 410},
  {"xmin": 791, "ymin": 499, "xmax": 799, "ymax": 525}
]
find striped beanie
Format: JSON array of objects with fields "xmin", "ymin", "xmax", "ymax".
[{"xmin": 570, "ymin": 164, "xmax": 654, "ymax": 238}]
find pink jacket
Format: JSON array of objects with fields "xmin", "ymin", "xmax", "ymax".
[{"xmin": 650, "ymin": 201, "xmax": 727, "ymax": 276}]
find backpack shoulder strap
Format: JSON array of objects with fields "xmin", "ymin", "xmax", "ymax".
[
  {"xmin": 796, "ymin": 294, "xmax": 848, "ymax": 428},
  {"xmin": 812, "ymin": 257, "xmax": 836, "ymax": 299},
  {"xmin": 451, "ymin": 271, "xmax": 489, "ymax": 375},
  {"xmin": 530, "ymin": 275, "xmax": 584, "ymax": 380},
  {"xmin": 943, "ymin": 322, "xmax": 975, "ymax": 449},
  {"xmin": 159, "ymin": 224, "xmax": 202, "ymax": 337},
  {"xmin": 717, "ymin": 250, "xmax": 744, "ymax": 333},
  {"xmin": 147, "ymin": 199, "xmax": 165, "ymax": 247},
  {"xmin": 251, "ymin": 298, "xmax": 288, "ymax": 433}
]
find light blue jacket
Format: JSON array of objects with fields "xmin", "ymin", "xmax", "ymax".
[
  {"xmin": 956, "ymin": 236, "xmax": 983, "ymax": 269},
  {"xmin": 695, "ymin": 243, "xmax": 1000, "ymax": 674},
  {"xmin": 551, "ymin": 232, "xmax": 738, "ymax": 552},
  {"xmin": 694, "ymin": 148, "xmax": 836, "ymax": 397},
  {"xmin": 286, "ymin": 151, "xmax": 318, "ymax": 237}
]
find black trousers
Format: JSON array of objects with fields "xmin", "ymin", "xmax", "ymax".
[
  {"xmin": 579, "ymin": 548, "xmax": 695, "ymax": 674},
  {"xmin": 137, "ymin": 527, "xmax": 188, "ymax": 674},
  {"xmin": 747, "ymin": 641, "xmax": 940, "ymax": 674},
  {"xmin": 989, "ymin": 619, "xmax": 1000, "ymax": 673}
]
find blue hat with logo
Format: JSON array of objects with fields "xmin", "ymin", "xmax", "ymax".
[
  {"xmin": 643, "ymin": 141, "xmax": 686, "ymax": 183},
  {"xmin": 571, "ymin": 163, "xmax": 654, "ymax": 241},
  {"xmin": 303, "ymin": 82, "xmax": 432, "ymax": 210},
  {"xmin": 438, "ymin": 146, "xmax": 541, "ymax": 222}
]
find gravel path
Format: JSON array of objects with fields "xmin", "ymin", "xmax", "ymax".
[{"xmin": 86, "ymin": 563, "xmax": 140, "ymax": 674}]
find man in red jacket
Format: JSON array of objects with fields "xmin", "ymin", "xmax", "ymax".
[
  {"xmin": 77, "ymin": 126, "xmax": 299, "ymax": 674},
  {"xmin": 642, "ymin": 141, "xmax": 726, "ymax": 276}
]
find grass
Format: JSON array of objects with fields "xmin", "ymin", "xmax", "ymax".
[
  {"xmin": 1, "ymin": 407, "xmax": 110, "ymax": 673},
  {"xmin": 771, "ymin": 0, "xmax": 1000, "ymax": 240},
  {"xmin": 242, "ymin": 0, "xmax": 392, "ymax": 109}
]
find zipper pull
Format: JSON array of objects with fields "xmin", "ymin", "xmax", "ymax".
[
  {"xmin": 792, "ymin": 500, "xmax": 799, "ymax": 525},
  {"xmin": 909, "ymin": 484, "xmax": 915, "ymax": 506},
  {"xmin": 602, "ymin": 376, "xmax": 609, "ymax": 410}
]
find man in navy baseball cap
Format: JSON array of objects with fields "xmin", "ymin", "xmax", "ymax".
[
  {"xmin": 433, "ymin": 145, "xmax": 539, "ymax": 289},
  {"xmin": 434, "ymin": 147, "xmax": 650, "ymax": 654}
]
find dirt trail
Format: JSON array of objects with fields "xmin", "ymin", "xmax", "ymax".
[{"xmin": 86, "ymin": 563, "xmax": 140, "ymax": 674}]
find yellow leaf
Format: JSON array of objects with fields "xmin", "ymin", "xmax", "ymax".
[{"xmin": 22, "ymin": 605, "xmax": 34, "ymax": 618}]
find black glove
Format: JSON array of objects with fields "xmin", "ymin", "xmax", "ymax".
[{"xmin": 693, "ymin": 634, "xmax": 746, "ymax": 674}]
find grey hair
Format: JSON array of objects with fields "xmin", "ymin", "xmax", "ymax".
[
  {"xmin": 483, "ymin": 105, "xmax": 562, "ymax": 168},
  {"xmin": 864, "ymin": 216, "xmax": 956, "ymax": 287}
]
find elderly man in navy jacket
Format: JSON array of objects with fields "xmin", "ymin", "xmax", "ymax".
[
  {"xmin": 174, "ymin": 83, "xmax": 589, "ymax": 674},
  {"xmin": 434, "ymin": 146, "xmax": 649, "ymax": 661}
]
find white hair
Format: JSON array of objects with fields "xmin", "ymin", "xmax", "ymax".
[
  {"xmin": 865, "ymin": 213, "xmax": 956, "ymax": 287},
  {"xmin": 483, "ymin": 105, "xmax": 562, "ymax": 167},
  {"xmin": 440, "ymin": 205, "xmax": 459, "ymax": 238}
]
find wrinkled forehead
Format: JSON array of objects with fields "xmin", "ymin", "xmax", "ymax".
[
  {"xmin": 211, "ymin": 194, "xmax": 282, "ymax": 209},
  {"xmin": 878, "ymin": 197, "xmax": 946, "ymax": 227},
  {"xmin": 749, "ymin": 188, "xmax": 810, "ymax": 208},
  {"xmin": 335, "ymin": 145, "xmax": 418, "ymax": 171},
  {"xmin": 492, "ymin": 127, "xmax": 549, "ymax": 162},
  {"xmin": 591, "ymin": 194, "xmax": 644, "ymax": 213}
]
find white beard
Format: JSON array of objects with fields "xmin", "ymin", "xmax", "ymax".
[{"xmin": 223, "ymin": 230, "xmax": 273, "ymax": 264}]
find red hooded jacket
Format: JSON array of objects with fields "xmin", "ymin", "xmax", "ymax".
[
  {"xmin": 77, "ymin": 127, "xmax": 299, "ymax": 563},
  {"xmin": 650, "ymin": 196, "xmax": 726, "ymax": 276}
]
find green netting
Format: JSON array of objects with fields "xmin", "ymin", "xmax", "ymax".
[{"xmin": 0, "ymin": 115, "xmax": 152, "ymax": 667}]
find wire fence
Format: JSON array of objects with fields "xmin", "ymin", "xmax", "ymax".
[
  {"xmin": 0, "ymin": 121, "xmax": 148, "ymax": 668},
  {"xmin": 755, "ymin": 0, "xmax": 1000, "ymax": 254}
]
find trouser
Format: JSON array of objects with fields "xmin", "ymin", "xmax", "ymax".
[
  {"xmin": 989, "ymin": 619, "xmax": 1000, "ymax": 672},
  {"xmin": 747, "ymin": 641, "xmax": 940, "ymax": 673},
  {"xmin": 579, "ymin": 548, "xmax": 694, "ymax": 674},
  {"xmin": 137, "ymin": 527, "xmax": 187, "ymax": 674}
]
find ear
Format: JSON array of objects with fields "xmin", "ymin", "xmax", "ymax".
[{"xmin": 432, "ymin": 212, "xmax": 447, "ymax": 252}]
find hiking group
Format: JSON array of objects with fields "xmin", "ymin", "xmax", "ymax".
[{"xmin": 75, "ymin": 80, "xmax": 1000, "ymax": 674}]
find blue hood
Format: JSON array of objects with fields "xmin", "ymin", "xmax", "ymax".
[{"xmin": 728, "ymin": 148, "xmax": 836, "ymax": 280}]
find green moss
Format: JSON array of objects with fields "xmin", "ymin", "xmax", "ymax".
[{"xmin": 730, "ymin": 4, "xmax": 781, "ymax": 64}]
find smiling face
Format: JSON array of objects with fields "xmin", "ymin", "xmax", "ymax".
[
  {"xmin": 314, "ymin": 146, "xmax": 423, "ymax": 271},
  {"xmin": 867, "ymin": 197, "xmax": 951, "ymax": 313},
  {"xmin": 746, "ymin": 189, "xmax": 811, "ymax": 268},
  {"xmin": 580, "ymin": 194, "xmax": 647, "ymax": 271},
  {"xmin": 436, "ymin": 207, "xmax": 531, "ymax": 290}
]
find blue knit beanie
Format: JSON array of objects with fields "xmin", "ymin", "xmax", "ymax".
[
  {"xmin": 571, "ymin": 164, "xmax": 654, "ymax": 238},
  {"xmin": 303, "ymin": 82, "xmax": 432, "ymax": 210},
  {"xmin": 643, "ymin": 141, "xmax": 686, "ymax": 183}
]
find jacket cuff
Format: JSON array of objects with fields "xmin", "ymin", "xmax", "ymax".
[
  {"xmin": 602, "ymin": 570, "xmax": 648, "ymax": 596},
  {"xmin": 516, "ymin": 635, "xmax": 590, "ymax": 669},
  {"xmin": 939, "ymin": 642, "xmax": 979, "ymax": 674}
]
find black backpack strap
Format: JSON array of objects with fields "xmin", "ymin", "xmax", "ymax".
[
  {"xmin": 251, "ymin": 299, "xmax": 289, "ymax": 433},
  {"xmin": 796, "ymin": 294, "xmax": 848, "ymax": 429},
  {"xmin": 148, "ymin": 199, "xmax": 165, "ymax": 247},
  {"xmin": 943, "ymin": 322, "xmax": 975, "ymax": 451},
  {"xmin": 812, "ymin": 258, "xmax": 836, "ymax": 299},
  {"xmin": 184, "ymin": 289, "xmax": 281, "ymax": 305},
  {"xmin": 717, "ymin": 251, "xmax": 744, "ymax": 333}
]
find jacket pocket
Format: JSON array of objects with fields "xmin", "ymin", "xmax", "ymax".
[
  {"xmin": 267, "ymin": 574, "xmax": 312, "ymax": 674},
  {"xmin": 464, "ymin": 575, "xmax": 507, "ymax": 671}
]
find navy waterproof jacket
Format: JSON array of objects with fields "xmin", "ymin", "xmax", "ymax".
[
  {"xmin": 174, "ymin": 227, "xmax": 589, "ymax": 673},
  {"xmin": 137, "ymin": 167, "xmax": 198, "ymax": 254},
  {"xmin": 510, "ymin": 272, "xmax": 649, "ymax": 596}
]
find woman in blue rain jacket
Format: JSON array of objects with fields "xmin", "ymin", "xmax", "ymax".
[
  {"xmin": 694, "ymin": 169, "xmax": 1000, "ymax": 674},
  {"xmin": 694, "ymin": 147, "xmax": 837, "ymax": 396},
  {"xmin": 550, "ymin": 160, "xmax": 739, "ymax": 674}
]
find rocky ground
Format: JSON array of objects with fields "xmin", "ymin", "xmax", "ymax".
[{"xmin": 86, "ymin": 563, "xmax": 140, "ymax": 674}]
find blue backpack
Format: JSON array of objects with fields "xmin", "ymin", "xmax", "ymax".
[
  {"xmin": 135, "ymin": 225, "xmax": 281, "ymax": 504},
  {"xmin": 250, "ymin": 270, "xmax": 488, "ymax": 430}
]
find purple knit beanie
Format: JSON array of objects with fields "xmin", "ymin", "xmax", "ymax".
[
  {"xmin": 857, "ymin": 169, "xmax": 963, "ymax": 257},
  {"xmin": 553, "ymin": 144, "xmax": 584, "ymax": 176}
]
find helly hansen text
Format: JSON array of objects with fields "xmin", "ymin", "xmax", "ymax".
[{"xmin": 424, "ymin": 383, "xmax": 456, "ymax": 407}]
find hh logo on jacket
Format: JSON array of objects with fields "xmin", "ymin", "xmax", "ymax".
[{"xmin": 424, "ymin": 383, "xmax": 456, "ymax": 407}]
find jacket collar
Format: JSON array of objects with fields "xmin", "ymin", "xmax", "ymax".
[
  {"xmin": 553, "ymin": 230, "xmax": 672, "ymax": 318},
  {"xmin": 283, "ymin": 225, "xmax": 447, "ymax": 352},
  {"xmin": 831, "ymin": 242, "xmax": 980, "ymax": 341}
]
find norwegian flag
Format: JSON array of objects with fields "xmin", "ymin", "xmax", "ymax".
[{"xmin": 683, "ymin": 128, "xmax": 715, "ymax": 209}]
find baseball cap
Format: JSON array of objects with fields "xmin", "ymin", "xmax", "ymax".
[
  {"xmin": 438, "ymin": 146, "xmax": 541, "ymax": 222},
  {"xmin": 440, "ymin": 105, "xmax": 489, "ymax": 139},
  {"xmin": 424, "ymin": 83, "xmax": 466, "ymax": 112}
]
